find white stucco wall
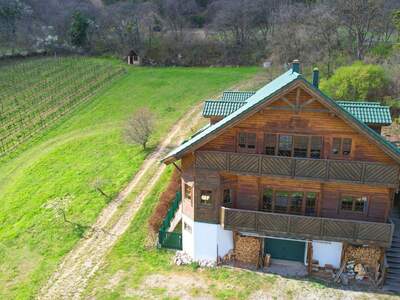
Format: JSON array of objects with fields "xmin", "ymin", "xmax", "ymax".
[
  {"xmin": 182, "ymin": 215, "xmax": 194, "ymax": 258},
  {"xmin": 182, "ymin": 214, "xmax": 233, "ymax": 262},
  {"xmin": 312, "ymin": 240, "xmax": 343, "ymax": 269}
]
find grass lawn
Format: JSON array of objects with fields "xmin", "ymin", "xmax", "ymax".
[
  {"xmin": 0, "ymin": 59, "xmax": 259, "ymax": 299},
  {"xmin": 84, "ymin": 167, "xmax": 277, "ymax": 300}
]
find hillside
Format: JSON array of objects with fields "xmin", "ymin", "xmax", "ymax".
[{"xmin": 0, "ymin": 57, "xmax": 259, "ymax": 299}]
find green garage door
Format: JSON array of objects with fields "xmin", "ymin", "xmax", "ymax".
[{"xmin": 264, "ymin": 238, "xmax": 305, "ymax": 262}]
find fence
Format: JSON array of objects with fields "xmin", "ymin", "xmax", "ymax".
[{"xmin": 159, "ymin": 191, "xmax": 183, "ymax": 250}]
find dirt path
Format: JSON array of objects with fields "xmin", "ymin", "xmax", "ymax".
[
  {"xmin": 37, "ymin": 73, "xmax": 265, "ymax": 300},
  {"xmin": 37, "ymin": 103, "xmax": 204, "ymax": 300}
]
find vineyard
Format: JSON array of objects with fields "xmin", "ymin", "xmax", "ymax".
[{"xmin": 0, "ymin": 57, "xmax": 125, "ymax": 155}]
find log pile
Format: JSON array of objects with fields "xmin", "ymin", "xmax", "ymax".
[
  {"xmin": 335, "ymin": 245, "xmax": 382, "ymax": 285},
  {"xmin": 234, "ymin": 234, "xmax": 261, "ymax": 265},
  {"xmin": 344, "ymin": 245, "xmax": 381, "ymax": 267}
]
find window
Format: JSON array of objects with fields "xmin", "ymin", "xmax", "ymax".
[
  {"xmin": 223, "ymin": 189, "xmax": 232, "ymax": 204},
  {"xmin": 290, "ymin": 191, "xmax": 303, "ymax": 214},
  {"xmin": 332, "ymin": 138, "xmax": 341, "ymax": 156},
  {"xmin": 310, "ymin": 136, "xmax": 323, "ymax": 159},
  {"xmin": 200, "ymin": 190, "xmax": 212, "ymax": 205},
  {"xmin": 264, "ymin": 134, "xmax": 276, "ymax": 155},
  {"xmin": 184, "ymin": 183, "xmax": 192, "ymax": 201},
  {"xmin": 293, "ymin": 136, "xmax": 308, "ymax": 158},
  {"xmin": 354, "ymin": 196, "xmax": 367, "ymax": 212},
  {"xmin": 278, "ymin": 135, "xmax": 293, "ymax": 157},
  {"xmin": 305, "ymin": 192, "xmax": 317, "ymax": 216},
  {"xmin": 238, "ymin": 132, "xmax": 256, "ymax": 152},
  {"xmin": 262, "ymin": 188, "xmax": 318, "ymax": 216},
  {"xmin": 340, "ymin": 195, "xmax": 367, "ymax": 213},
  {"xmin": 275, "ymin": 191, "xmax": 289, "ymax": 213},
  {"xmin": 262, "ymin": 188, "xmax": 273, "ymax": 211},
  {"xmin": 332, "ymin": 137, "xmax": 352, "ymax": 157},
  {"xmin": 184, "ymin": 222, "xmax": 192, "ymax": 233},
  {"xmin": 342, "ymin": 138, "xmax": 352, "ymax": 156},
  {"xmin": 265, "ymin": 134, "xmax": 323, "ymax": 158}
]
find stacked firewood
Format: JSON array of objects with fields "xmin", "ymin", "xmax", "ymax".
[
  {"xmin": 234, "ymin": 234, "xmax": 261, "ymax": 265},
  {"xmin": 344, "ymin": 246, "xmax": 381, "ymax": 267},
  {"xmin": 336, "ymin": 246, "xmax": 382, "ymax": 284}
]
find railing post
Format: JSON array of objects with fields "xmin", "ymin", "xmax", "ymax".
[{"xmin": 326, "ymin": 160, "xmax": 330, "ymax": 180}]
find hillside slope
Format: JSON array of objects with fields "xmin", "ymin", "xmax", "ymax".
[{"xmin": 0, "ymin": 58, "xmax": 259, "ymax": 299}]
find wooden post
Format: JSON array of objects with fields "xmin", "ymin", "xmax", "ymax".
[{"xmin": 307, "ymin": 241, "xmax": 313, "ymax": 274}]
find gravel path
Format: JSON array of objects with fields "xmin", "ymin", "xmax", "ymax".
[{"xmin": 37, "ymin": 104, "xmax": 203, "ymax": 300}]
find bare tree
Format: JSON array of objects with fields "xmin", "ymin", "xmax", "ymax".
[
  {"xmin": 335, "ymin": 0, "xmax": 384, "ymax": 60},
  {"xmin": 124, "ymin": 107, "xmax": 155, "ymax": 150},
  {"xmin": 306, "ymin": 3, "xmax": 341, "ymax": 75},
  {"xmin": 90, "ymin": 177, "xmax": 111, "ymax": 201}
]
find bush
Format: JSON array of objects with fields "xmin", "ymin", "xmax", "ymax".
[
  {"xmin": 320, "ymin": 62, "xmax": 390, "ymax": 100},
  {"xmin": 148, "ymin": 167, "xmax": 181, "ymax": 233}
]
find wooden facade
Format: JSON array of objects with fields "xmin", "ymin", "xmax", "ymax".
[{"xmin": 176, "ymin": 82, "xmax": 399, "ymax": 248}]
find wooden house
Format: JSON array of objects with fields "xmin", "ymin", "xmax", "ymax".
[{"xmin": 162, "ymin": 61, "xmax": 400, "ymax": 289}]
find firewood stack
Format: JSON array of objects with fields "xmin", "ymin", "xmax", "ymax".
[
  {"xmin": 338, "ymin": 246, "xmax": 382, "ymax": 283},
  {"xmin": 234, "ymin": 234, "xmax": 261, "ymax": 265}
]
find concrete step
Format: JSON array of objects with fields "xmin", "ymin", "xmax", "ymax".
[
  {"xmin": 386, "ymin": 274, "xmax": 400, "ymax": 281},
  {"xmin": 388, "ymin": 268, "xmax": 400, "ymax": 275},
  {"xmin": 388, "ymin": 262, "xmax": 400, "ymax": 269},
  {"xmin": 387, "ymin": 256, "xmax": 400, "ymax": 262},
  {"xmin": 387, "ymin": 248, "xmax": 400, "ymax": 255},
  {"xmin": 387, "ymin": 253, "xmax": 400, "ymax": 260},
  {"xmin": 383, "ymin": 283, "xmax": 400, "ymax": 293}
]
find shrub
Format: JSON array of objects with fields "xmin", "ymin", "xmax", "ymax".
[
  {"xmin": 148, "ymin": 167, "xmax": 181, "ymax": 233},
  {"xmin": 320, "ymin": 62, "xmax": 390, "ymax": 100}
]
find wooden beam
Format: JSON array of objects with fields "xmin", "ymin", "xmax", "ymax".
[
  {"xmin": 299, "ymin": 98, "xmax": 316, "ymax": 109},
  {"xmin": 282, "ymin": 96, "xmax": 295, "ymax": 109},
  {"xmin": 172, "ymin": 162, "xmax": 182, "ymax": 173},
  {"xmin": 295, "ymin": 88, "xmax": 301, "ymax": 110}
]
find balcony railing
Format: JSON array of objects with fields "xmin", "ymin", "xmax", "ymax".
[
  {"xmin": 220, "ymin": 207, "xmax": 394, "ymax": 247},
  {"xmin": 195, "ymin": 151, "xmax": 399, "ymax": 187}
]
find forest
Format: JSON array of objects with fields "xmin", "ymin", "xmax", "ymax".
[
  {"xmin": 1, "ymin": 1, "xmax": 400, "ymax": 104},
  {"xmin": 0, "ymin": 0, "xmax": 399, "ymax": 68}
]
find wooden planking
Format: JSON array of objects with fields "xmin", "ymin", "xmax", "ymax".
[
  {"xmin": 321, "ymin": 182, "xmax": 390, "ymax": 222},
  {"xmin": 181, "ymin": 154, "xmax": 195, "ymax": 219},
  {"xmin": 236, "ymin": 176, "xmax": 259, "ymax": 211},
  {"xmin": 195, "ymin": 150, "xmax": 399, "ymax": 188},
  {"xmin": 199, "ymin": 86, "xmax": 396, "ymax": 164},
  {"xmin": 221, "ymin": 207, "xmax": 394, "ymax": 247}
]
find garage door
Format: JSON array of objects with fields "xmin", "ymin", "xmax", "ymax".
[{"xmin": 264, "ymin": 238, "xmax": 305, "ymax": 262}]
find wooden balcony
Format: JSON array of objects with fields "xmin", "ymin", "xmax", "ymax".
[
  {"xmin": 220, "ymin": 207, "xmax": 394, "ymax": 247},
  {"xmin": 195, "ymin": 151, "xmax": 400, "ymax": 188}
]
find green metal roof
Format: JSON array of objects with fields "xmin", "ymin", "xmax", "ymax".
[
  {"xmin": 221, "ymin": 91, "xmax": 255, "ymax": 101},
  {"xmin": 203, "ymin": 100, "xmax": 246, "ymax": 117},
  {"xmin": 162, "ymin": 69, "xmax": 400, "ymax": 164},
  {"xmin": 203, "ymin": 95, "xmax": 391, "ymax": 125},
  {"xmin": 337, "ymin": 101, "xmax": 391, "ymax": 125}
]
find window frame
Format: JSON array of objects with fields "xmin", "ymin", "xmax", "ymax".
[
  {"xmin": 263, "ymin": 133, "xmax": 323, "ymax": 159},
  {"xmin": 184, "ymin": 183, "xmax": 192, "ymax": 201},
  {"xmin": 223, "ymin": 188, "xmax": 233, "ymax": 205},
  {"xmin": 264, "ymin": 133, "xmax": 277, "ymax": 156},
  {"xmin": 339, "ymin": 194, "xmax": 368, "ymax": 214},
  {"xmin": 331, "ymin": 137, "xmax": 353, "ymax": 158},
  {"xmin": 199, "ymin": 189, "xmax": 213, "ymax": 206},
  {"xmin": 237, "ymin": 131, "xmax": 257, "ymax": 153},
  {"xmin": 260, "ymin": 186, "xmax": 319, "ymax": 216}
]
